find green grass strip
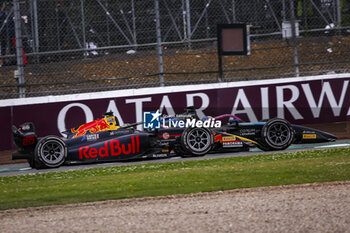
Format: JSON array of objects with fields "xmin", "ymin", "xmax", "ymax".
[{"xmin": 1, "ymin": 147, "xmax": 350, "ymax": 210}]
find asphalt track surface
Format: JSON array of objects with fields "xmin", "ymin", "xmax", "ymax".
[{"xmin": 1, "ymin": 140, "xmax": 350, "ymax": 177}]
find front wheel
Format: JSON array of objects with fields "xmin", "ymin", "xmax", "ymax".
[
  {"xmin": 34, "ymin": 136, "xmax": 67, "ymax": 168},
  {"xmin": 180, "ymin": 127, "xmax": 213, "ymax": 157},
  {"xmin": 259, "ymin": 118, "xmax": 295, "ymax": 151}
]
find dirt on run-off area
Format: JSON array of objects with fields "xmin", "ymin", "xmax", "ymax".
[{"xmin": 0, "ymin": 181, "xmax": 349, "ymax": 233}]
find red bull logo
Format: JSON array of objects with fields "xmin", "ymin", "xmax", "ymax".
[
  {"xmin": 79, "ymin": 135, "xmax": 140, "ymax": 159},
  {"xmin": 71, "ymin": 118, "xmax": 113, "ymax": 138},
  {"xmin": 214, "ymin": 134, "xmax": 222, "ymax": 142}
]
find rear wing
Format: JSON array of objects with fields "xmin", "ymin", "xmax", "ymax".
[{"xmin": 12, "ymin": 123, "xmax": 37, "ymax": 158}]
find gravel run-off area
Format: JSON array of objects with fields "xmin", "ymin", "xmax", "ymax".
[{"xmin": 0, "ymin": 181, "xmax": 349, "ymax": 233}]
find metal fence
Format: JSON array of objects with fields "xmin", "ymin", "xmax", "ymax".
[{"xmin": 1, "ymin": 0, "xmax": 350, "ymax": 99}]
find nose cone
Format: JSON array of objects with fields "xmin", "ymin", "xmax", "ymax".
[{"xmin": 323, "ymin": 131, "xmax": 337, "ymax": 141}]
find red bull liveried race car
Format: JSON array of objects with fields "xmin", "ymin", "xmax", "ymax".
[{"xmin": 11, "ymin": 108, "xmax": 337, "ymax": 169}]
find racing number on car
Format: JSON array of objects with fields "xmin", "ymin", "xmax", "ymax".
[{"xmin": 22, "ymin": 135, "xmax": 36, "ymax": 146}]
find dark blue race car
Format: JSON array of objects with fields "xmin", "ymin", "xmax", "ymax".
[{"xmin": 11, "ymin": 108, "xmax": 337, "ymax": 169}]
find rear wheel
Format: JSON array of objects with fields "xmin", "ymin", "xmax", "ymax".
[
  {"xmin": 180, "ymin": 127, "xmax": 213, "ymax": 157},
  {"xmin": 34, "ymin": 136, "xmax": 67, "ymax": 168},
  {"xmin": 259, "ymin": 118, "xmax": 294, "ymax": 151}
]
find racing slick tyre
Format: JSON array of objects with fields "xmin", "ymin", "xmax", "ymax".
[
  {"xmin": 259, "ymin": 118, "xmax": 295, "ymax": 151},
  {"xmin": 256, "ymin": 143, "xmax": 274, "ymax": 152},
  {"xmin": 34, "ymin": 136, "xmax": 67, "ymax": 168},
  {"xmin": 180, "ymin": 127, "xmax": 213, "ymax": 157}
]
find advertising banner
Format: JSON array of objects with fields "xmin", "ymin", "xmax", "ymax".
[{"xmin": 0, "ymin": 74, "xmax": 349, "ymax": 150}]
